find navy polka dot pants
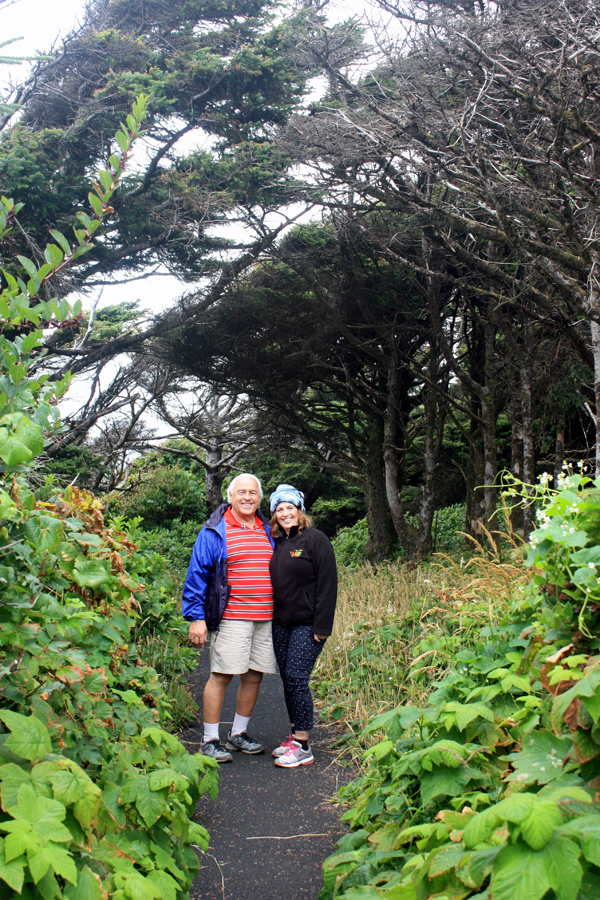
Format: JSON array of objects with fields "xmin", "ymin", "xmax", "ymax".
[{"xmin": 272, "ymin": 622, "xmax": 325, "ymax": 731}]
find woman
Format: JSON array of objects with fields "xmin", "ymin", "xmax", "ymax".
[{"xmin": 268, "ymin": 484, "xmax": 338, "ymax": 768}]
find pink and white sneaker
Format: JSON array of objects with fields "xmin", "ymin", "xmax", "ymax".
[
  {"xmin": 274, "ymin": 741, "xmax": 314, "ymax": 768},
  {"xmin": 272, "ymin": 733, "xmax": 296, "ymax": 758}
]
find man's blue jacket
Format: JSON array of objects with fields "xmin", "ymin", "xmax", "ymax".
[{"xmin": 182, "ymin": 503, "xmax": 275, "ymax": 631}]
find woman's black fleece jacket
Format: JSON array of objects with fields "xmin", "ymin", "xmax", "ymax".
[{"xmin": 269, "ymin": 526, "xmax": 338, "ymax": 635}]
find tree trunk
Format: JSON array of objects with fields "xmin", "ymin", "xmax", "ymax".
[
  {"xmin": 554, "ymin": 415, "xmax": 565, "ymax": 486},
  {"xmin": 418, "ymin": 347, "xmax": 446, "ymax": 556},
  {"xmin": 383, "ymin": 357, "xmax": 418, "ymax": 560},
  {"xmin": 205, "ymin": 443, "xmax": 226, "ymax": 513},
  {"xmin": 466, "ymin": 400, "xmax": 485, "ymax": 544},
  {"xmin": 364, "ymin": 417, "xmax": 396, "ymax": 561},
  {"xmin": 481, "ymin": 316, "xmax": 498, "ymax": 532},
  {"xmin": 521, "ymin": 353, "xmax": 535, "ymax": 538},
  {"xmin": 510, "ymin": 379, "xmax": 524, "ymax": 534}
]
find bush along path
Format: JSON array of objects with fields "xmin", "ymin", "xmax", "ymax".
[
  {"xmin": 182, "ymin": 648, "xmax": 353, "ymax": 900},
  {"xmin": 0, "ymin": 100, "xmax": 219, "ymax": 900},
  {"xmin": 320, "ymin": 475, "xmax": 600, "ymax": 900}
]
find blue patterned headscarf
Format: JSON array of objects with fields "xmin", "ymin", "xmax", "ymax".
[{"xmin": 269, "ymin": 484, "xmax": 305, "ymax": 515}]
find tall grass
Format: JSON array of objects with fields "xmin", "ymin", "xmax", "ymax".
[{"xmin": 315, "ymin": 544, "xmax": 528, "ymax": 746}]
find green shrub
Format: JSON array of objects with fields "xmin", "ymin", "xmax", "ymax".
[
  {"xmin": 333, "ymin": 517, "xmax": 369, "ymax": 566},
  {"xmin": 0, "ymin": 103, "xmax": 217, "ymax": 900},
  {"xmin": 109, "ymin": 464, "xmax": 207, "ymax": 527},
  {"xmin": 320, "ymin": 477, "xmax": 600, "ymax": 900}
]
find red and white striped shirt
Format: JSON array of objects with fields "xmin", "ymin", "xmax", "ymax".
[{"xmin": 222, "ymin": 508, "xmax": 274, "ymax": 621}]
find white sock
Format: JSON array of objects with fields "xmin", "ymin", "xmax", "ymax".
[
  {"xmin": 231, "ymin": 713, "xmax": 250, "ymax": 737},
  {"xmin": 203, "ymin": 722, "xmax": 220, "ymax": 743}
]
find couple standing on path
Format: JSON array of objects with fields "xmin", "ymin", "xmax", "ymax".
[{"xmin": 182, "ymin": 474, "xmax": 338, "ymax": 769}]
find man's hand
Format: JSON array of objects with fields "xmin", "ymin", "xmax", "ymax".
[
  {"xmin": 314, "ymin": 633, "xmax": 328, "ymax": 642},
  {"xmin": 189, "ymin": 620, "xmax": 208, "ymax": 648}
]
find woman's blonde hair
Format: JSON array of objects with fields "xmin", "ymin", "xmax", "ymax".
[{"xmin": 270, "ymin": 508, "xmax": 312, "ymax": 538}]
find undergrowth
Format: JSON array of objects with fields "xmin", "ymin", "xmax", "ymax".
[{"xmin": 318, "ymin": 476, "xmax": 600, "ymax": 900}]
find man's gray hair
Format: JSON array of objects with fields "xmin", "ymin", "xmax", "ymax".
[{"xmin": 227, "ymin": 473, "xmax": 263, "ymax": 502}]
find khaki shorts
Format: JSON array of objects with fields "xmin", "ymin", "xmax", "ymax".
[{"xmin": 208, "ymin": 619, "xmax": 277, "ymax": 675}]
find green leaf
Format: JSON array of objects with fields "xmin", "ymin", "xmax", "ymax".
[
  {"xmin": 505, "ymin": 731, "xmax": 570, "ymax": 786},
  {"xmin": 146, "ymin": 870, "xmax": 179, "ymax": 900},
  {"xmin": 539, "ymin": 836, "xmax": 582, "ymax": 900},
  {"xmin": 0, "ymin": 763, "xmax": 31, "ymax": 807},
  {"xmin": 188, "ymin": 821, "xmax": 209, "ymax": 851},
  {"xmin": 559, "ymin": 815, "xmax": 600, "ymax": 867},
  {"xmin": 16, "ymin": 255, "xmax": 38, "ymax": 278},
  {"xmin": 88, "ymin": 193, "xmax": 103, "ymax": 217},
  {"xmin": 65, "ymin": 866, "xmax": 105, "ymax": 900},
  {"xmin": 72, "ymin": 558, "xmax": 112, "ymax": 589},
  {"xmin": 46, "ymin": 764, "xmax": 101, "ymax": 829},
  {"xmin": 0, "ymin": 837, "xmax": 25, "ymax": 893},
  {"xmin": 0, "ymin": 711, "xmax": 51, "ymax": 762},
  {"xmin": 49, "ymin": 230, "xmax": 71, "ymax": 255},
  {"xmin": 115, "ymin": 131, "xmax": 129, "ymax": 153},
  {"xmin": 520, "ymin": 801, "xmax": 563, "ymax": 850},
  {"xmin": 44, "ymin": 244, "xmax": 63, "ymax": 269},
  {"xmin": 0, "ymin": 434, "xmax": 33, "ymax": 466},
  {"xmin": 420, "ymin": 765, "xmax": 470, "ymax": 806},
  {"xmin": 495, "ymin": 792, "xmax": 534, "ymax": 824},
  {"xmin": 148, "ymin": 768, "xmax": 187, "ymax": 792},
  {"xmin": 122, "ymin": 873, "xmax": 162, "ymax": 899},
  {"xmin": 492, "ymin": 841, "xmax": 550, "ymax": 900},
  {"xmin": 463, "ymin": 806, "xmax": 502, "ymax": 849},
  {"xmin": 7, "ymin": 784, "xmax": 71, "ymax": 844}
]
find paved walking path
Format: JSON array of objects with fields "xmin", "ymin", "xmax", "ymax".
[{"xmin": 179, "ymin": 650, "xmax": 352, "ymax": 900}]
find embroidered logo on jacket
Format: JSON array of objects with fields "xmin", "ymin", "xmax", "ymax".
[{"xmin": 290, "ymin": 549, "xmax": 303, "ymax": 557}]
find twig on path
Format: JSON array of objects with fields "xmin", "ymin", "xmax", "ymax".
[
  {"xmin": 204, "ymin": 853, "xmax": 227, "ymax": 899},
  {"xmin": 246, "ymin": 833, "xmax": 328, "ymax": 840}
]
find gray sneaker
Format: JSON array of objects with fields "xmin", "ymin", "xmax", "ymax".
[
  {"xmin": 225, "ymin": 730, "xmax": 265, "ymax": 755},
  {"xmin": 200, "ymin": 739, "xmax": 233, "ymax": 763}
]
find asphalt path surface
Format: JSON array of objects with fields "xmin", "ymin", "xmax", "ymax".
[{"xmin": 179, "ymin": 648, "xmax": 353, "ymax": 900}]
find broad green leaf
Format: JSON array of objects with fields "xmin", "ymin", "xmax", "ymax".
[
  {"xmin": 0, "ymin": 711, "xmax": 51, "ymax": 762},
  {"xmin": 520, "ymin": 801, "xmax": 563, "ymax": 850},
  {"xmin": 429, "ymin": 842, "xmax": 466, "ymax": 877},
  {"xmin": 559, "ymin": 815, "xmax": 600, "ymax": 867},
  {"xmin": 115, "ymin": 131, "xmax": 129, "ymax": 153},
  {"xmin": 16, "ymin": 255, "xmax": 37, "ymax": 278},
  {"xmin": 146, "ymin": 870, "xmax": 179, "ymax": 900},
  {"xmin": 72, "ymin": 558, "xmax": 112, "ymax": 589},
  {"xmin": 0, "ymin": 434, "xmax": 33, "ymax": 466},
  {"xmin": 65, "ymin": 866, "xmax": 105, "ymax": 900},
  {"xmin": 0, "ymin": 837, "xmax": 25, "ymax": 893},
  {"xmin": 188, "ymin": 821, "xmax": 209, "ymax": 851},
  {"xmin": 505, "ymin": 731, "xmax": 570, "ymax": 786},
  {"xmin": 88, "ymin": 193, "xmax": 103, "ymax": 217},
  {"xmin": 44, "ymin": 244, "xmax": 63, "ymax": 269},
  {"xmin": 122, "ymin": 872, "xmax": 162, "ymax": 899},
  {"xmin": 420, "ymin": 765, "xmax": 470, "ymax": 806},
  {"xmin": 49, "ymin": 230, "xmax": 71, "ymax": 255},
  {"xmin": 0, "ymin": 763, "xmax": 30, "ymax": 807},
  {"xmin": 495, "ymin": 792, "xmax": 535, "ymax": 824},
  {"xmin": 8, "ymin": 784, "xmax": 71, "ymax": 845},
  {"xmin": 463, "ymin": 806, "xmax": 502, "ymax": 849},
  {"xmin": 148, "ymin": 768, "xmax": 187, "ymax": 792},
  {"xmin": 492, "ymin": 841, "xmax": 550, "ymax": 900},
  {"xmin": 539, "ymin": 836, "xmax": 582, "ymax": 900},
  {"xmin": 46, "ymin": 764, "xmax": 101, "ymax": 829}
]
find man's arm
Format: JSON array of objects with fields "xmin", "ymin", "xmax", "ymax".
[{"xmin": 182, "ymin": 527, "xmax": 218, "ymax": 648}]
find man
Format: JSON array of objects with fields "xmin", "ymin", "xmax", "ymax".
[{"xmin": 183, "ymin": 473, "xmax": 277, "ymax": 762}]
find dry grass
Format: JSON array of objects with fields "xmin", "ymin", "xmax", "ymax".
[{"xmin": 314, "ymin": 542, "xmax": 530, "ymax": 742}]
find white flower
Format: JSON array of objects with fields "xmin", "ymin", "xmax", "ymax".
[{"xmin": 589, "ymin": 562, "xmax": 596, "ymax": 569}]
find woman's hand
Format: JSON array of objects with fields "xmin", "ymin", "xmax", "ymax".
[{"xmin": 313, "ymin": 633, "xmax": 327, "ymax": 642}]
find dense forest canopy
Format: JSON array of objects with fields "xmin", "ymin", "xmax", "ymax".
[{"xmin": 2, "ymin": 0, "xmax": 600, "ymax": 560}]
